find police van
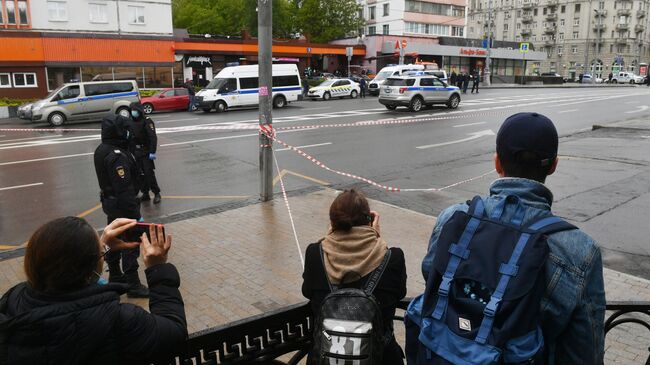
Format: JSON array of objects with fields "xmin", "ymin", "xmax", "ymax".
[
  {"xmin": 195, "ymin": 64, "xmax": 302, "ymax": 112},
  {"xmin": 368, "ymin": 64, "xmax": 425, "ymax": 96}
]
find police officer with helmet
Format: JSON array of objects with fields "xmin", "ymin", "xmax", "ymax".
[
  {"xmin": 93, "ymin": 114, "xmax": 149, "ymax": 298},
  {"xmin": 129, "ymin": 101, "xmax": 162, "ymax": 204}
]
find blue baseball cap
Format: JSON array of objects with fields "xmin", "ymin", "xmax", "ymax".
[{"xmin": 496, "ymin": 112, "xmax": 558, "ymax": 167}]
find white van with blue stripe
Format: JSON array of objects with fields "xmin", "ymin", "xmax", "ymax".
[
  {"xmin": 30, "ymin": 80, "xmax": 139, "ymax": 127},
  {"xmin": 195, "ymin": 64, "xmax": 302, "ymax": 113}
]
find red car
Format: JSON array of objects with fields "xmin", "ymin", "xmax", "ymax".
[{"xmin": 141, "ymin": 88, "xmax": 196, "ymax": 114}]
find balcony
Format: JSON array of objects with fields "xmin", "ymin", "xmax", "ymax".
[
  {"xmin": 521, "ymin": 29, "xmax": 532, "ymax": 36},
  {"xmin": 592, "ymin": 23, "xmax": 606, "ymax": 32},
  {"xmin": 522, "ymin": 15, "xmax": 534, "ymax": 23},
  {"xmin": 594, "ymin": 9, "xmax": 607, "ymax": 17},
  {"xmin": 544, "ymin": 39, "xmax": 555, "ymax": 46},
  {"xmin": 544, "ymin": 25, "xmax": 557, "ymax": 34},
  {"xmin": 616, "ymin": 23, "xmax": 630, "ymax": 31},
  {"xmin": 615, "ymin": 37, "xmax": 628, "ymax": 45},
  {"xmin": 617, "ymin": 8, "xmax": 632, "ymax": 16},
  {"xmin": 636, "ymin": 24, "xmax": 645, "ymax": 32},
  {"xmin": 546, "ymin": 13, "xmax": 558, "ymax": 21},
  {"xmin": 547, "ymin": 0, "xmax": 559, "ymax": 6},
  {"xmin": 522, "ymin": 1, "xmax": 536, "ymax": 10},
  {"xmin": 638, "ymin": 9, "xmax": 646, "ymax": 18}
]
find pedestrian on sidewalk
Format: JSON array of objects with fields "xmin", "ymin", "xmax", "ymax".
[
  {"xmin": 471, "ymin": 69, "xmax": 480, "ymax": 93},
  {"xmin": 450, "ymin": 70, "xmax": 457, "ymax": 86},
  {"xmin": 0, "ymin": 217, "xmax": 187, "ymax": 365},
  {"xmin": 94, "ymin": 114, "xmax": 149, "ymax": 297},
  {"xmin": 359, "ymin": 77, "xmax": 367, "ymax": 98},
  {"xmin": 129, "ymin": 101, "xmax": 162, "ymax": 204},
  {"xmin": 462, "ymin": 73, "xmax": 470, "ymax": 94},
  {"xmin": 608, "ymin": 72, "xmax": 613, "ymax": 83},
  {"xmin": 302, "ymin": 189, "xmax": 407, "ymax": 365},
  {"xmin": 405, "ymin": 112, "xmax": 605, "ymax": 365},
  {"xmin": 184, "ymin": 79, "xmax": 195, "ymax": 112}
]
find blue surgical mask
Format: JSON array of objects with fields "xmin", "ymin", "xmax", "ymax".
[
  {"xmin": 94, "ymin": 271, "xmax": 108, "ymax": 285},
  {"xmin": 131, "ymin": 110, "xmax": 140, "ymax": 119}
]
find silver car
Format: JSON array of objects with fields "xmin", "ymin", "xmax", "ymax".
[{"xmin": 378, "ymin": 76, "xmax": 461, "ymax": 112}]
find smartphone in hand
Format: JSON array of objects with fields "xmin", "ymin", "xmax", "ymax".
[{"xmin": 125, "ymin": 223, "xmax": 165, "ymax": 242}]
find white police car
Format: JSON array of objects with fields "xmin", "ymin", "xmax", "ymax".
[
  {"xmin": 378, "ymin": 74, "xmax": 461, "ymax": 112},
  {"xmin": 307, "ymin": 78, "xmax": 361, "ymax": 101}
]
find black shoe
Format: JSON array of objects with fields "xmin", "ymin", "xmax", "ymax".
[
  {"xmin": 140, "ymin": 193, "xmax": 151, "ymax": 202},
  {"xmin": 153, "ymin": 193, "xmax": 161, "ymax": 204},
  {"xmin": 127, "ymin": 283, "xmax": 150, "ymax": 298}
]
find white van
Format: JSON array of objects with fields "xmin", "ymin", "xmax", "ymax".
[
  {"xmin": 29, "ymin": 80, "xmax": 139, "ymax": 126},
  {"xmin": 368, "ymin": 64, "xmax": 425, "ymax": 96},
  {"xmin": 195, "ymin": 64, "xmax": 302, "ymax": 112}
]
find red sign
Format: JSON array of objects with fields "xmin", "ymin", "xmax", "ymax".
[
  {"xmin": 641, "ymin": 65, "xmax": 648, "ymax": 76},
  {"xmin": 395, "ymin": 40, "xmax": 400, "ymax": 50},
  {"xmin": 460, "ymin": 48, "xmax": 488, "ymax": 56},
  {"xmin": 402, "ymin": 40, "xmax": 408, "ymax": 48}
]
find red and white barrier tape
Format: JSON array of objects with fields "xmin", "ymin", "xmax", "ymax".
[{"xmin": 259, "ymin": 125, "xmax": 495, "ymax": 193}]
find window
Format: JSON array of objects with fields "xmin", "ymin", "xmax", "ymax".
[
  {"xmin": 369, "ymin": 6, "xmax": 375, "ymax": 20},
  {"xmin": 368, "ymin": 25, "xmax": 376, "ymax": 35},
  {"xmin": 452, "ymin": 6, "xmax": 465, "ymax": 17},
  {"xmin": 419, "ymin": 78, "xmax": 433, "ymax": 86},
  {"xmin": 383, "ymin": 3, "xmax": 389, "ymax": 16},
  {"xmin": 55, "ymin": 85, "xmax": 80, "ymax": 100},
  {"xmin": 561, "ymin": 5, "xmax": 565, "ymax": 13},
  {"xmin": 84, "ymin": 82, "xmax": 133, "ymax": 96},
  {"xmin": 574, "ymin": 3, "xmax": 580, "ymax": 12},
  {"xmin": 17, "ymin": 0, "xmax": 28, "ymax": 24},
  {"xmin": 557, "ymin": 46, "xmax": 563, "ymax": 54},
  {"xmin": 162, "ymin": 90, "xmax": 175, "ymax": 97},
  {"xmin": 572, "ymin": 45, "xmax": 578, "ymax": 53},
  {"xmin": 48, "ymin": 1, "xmax": 67, "ymax": 21},
  {"xmin": 272, "ymin": 75, "xmax": 299, "ymax": 87},
  {"xmin": 384, "ymin": 78, "xmax": 415, "ymax": 86},
  {"xmin": 12, "ymin": 72, "xmax": 37, "ymax": 88},
  {"xmin": 405, "ymin": 21, "xmax": 450, "ymax": 35},
  {"xmin": 573, "ymin": 31, "xmax": 579, "ymax": 38},
  {"xmin": 240, "ymin": 77, "xmax": 259, "ymax": 89},
  {"xmin": 559, "ymin": 32, "xmax": 564, "ymax": 39},
  {"xmin": 573, "ymin": 18, "xmax": 579, "ymax": 25},
  {"xmin": 504, "ymin": 23, "xmax": 509, "ymax": 30},
  {"xmin": 517, "ymin": 22, "xmax": 521, "ymax": 29},
  {"xmin": 560, "ymin": 19, "xmax": 565, "ymax": 26},
  {"xmin": 383, "ymin": 24, "xmax": 389, "ymax": 34},
  {"xmin": 599, "ymin": 1, "xmax": 605, "ymax": 9},
  {"xmin": 0, "ymin": 73, "xmax": 10, "ymax": 88},
  {"xmin": 128, "ymin": 5, "xmax": 145, "ymax": 24},
  {"xmin": 452, "ymin": 26, "xmax": 464, "ymax": 36},
  {"xmin": 536, "ymin": 8, "xmax": 539, "ymax": 15},
  {"xmin": 6, "ymin": 0, "xmax": 15, "ymax": 23},
  {"xmin": 175, "ymin": 88, "xmax": 188, "ymax": 96},
  {"xmin": 89, "ymin": 3, "xmax": 108, "ymax": 23}
]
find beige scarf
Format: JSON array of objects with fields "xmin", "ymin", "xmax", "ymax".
[{"xmin": 321, "ymin": 225, "xmax": 389, "ymax": 284}]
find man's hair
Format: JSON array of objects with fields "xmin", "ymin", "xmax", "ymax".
[
  {"xmin": 499, "ymin": 151, "xmax": 554, "ymax": 183},
  {"xmin": 329, "ymin": 189, "xmax": 371, "ymax": 232},
  {"xmin": 24, "ymin": 217, "xmax": 100, "ymax": 293}
]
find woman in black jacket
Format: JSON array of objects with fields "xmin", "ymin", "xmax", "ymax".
[
  {"xmin": 302, "ymin": 189, "xmax": 407, "ymax": 364},
  {"xmin": 0, "ymin": 217, "xmax": 187, "ymax": 365}
]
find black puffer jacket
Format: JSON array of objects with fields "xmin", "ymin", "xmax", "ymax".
[{"xmin": 0, "ymin": 263, "xmax": 187, "ymax": 365}]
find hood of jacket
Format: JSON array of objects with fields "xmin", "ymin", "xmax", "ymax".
[
  {"xmin": 129, "ymin": 101, "xmax": 145, "ymax": 122},
  {"xmin": 0, "ymin": 282, "xmax": 128, "ymax": 364},
  {"xmin": 100, "ymin": 114, "xmax": 130, "ymax": 147}
]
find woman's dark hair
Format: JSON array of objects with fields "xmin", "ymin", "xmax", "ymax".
[
  {"xmin": 329, "ymin": 189, "xmax": 371, "ymax": 231},
  {"xmin": 24, "ymin": 217, "xmax": 100, "ymax": 293}
]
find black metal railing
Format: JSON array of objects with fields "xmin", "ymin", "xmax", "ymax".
[{"xmin": 155, "ymin": 300, "xmax": 650, "ymax": 365}]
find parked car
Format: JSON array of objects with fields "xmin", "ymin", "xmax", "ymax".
[
  {"xmin": 17, "ymin": 103, "xmax": 32, "ymax": 119},
  {"xmin": 141, "ymin": 88, "xmax": 196, "ymax": 114},
  {"xmin": 378, "ymin": 75, "xmax": 461, "ymax": 112},
  {"xmin": 307, "ymin": 78, "xmax": 360, "ymax": 100},
  {"xmin": 611, "ymin": 72, "xmax": 644, "ymax": 84},
  {"xmin": 29, "ymin": 80, "xmax": 139, "ymax": 126}
]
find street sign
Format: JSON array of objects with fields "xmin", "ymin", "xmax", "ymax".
[
  {"xmin": 520, "ymin": 42, "xmax": 530, "ymax": 52},
  {"xmin": 401, "ymin": 40, "xmax": 407, "ymax": 49}
]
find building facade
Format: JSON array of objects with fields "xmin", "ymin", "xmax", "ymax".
[{"xmin": 466, "ymin": 0, "xmax": 650, "ymax": 79}]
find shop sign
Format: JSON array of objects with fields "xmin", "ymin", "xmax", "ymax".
[
  {"xmin": 459, "ymin": 48, "xmax": 487, "ymax": 56},
  {"xmin": 186, "ymin": 55, "xmax": 213, "ymax": 68}
]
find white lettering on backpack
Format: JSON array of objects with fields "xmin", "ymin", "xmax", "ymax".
[{"xmin": 329, "ymin": 325, "xmax": 361, "ymax": 365}]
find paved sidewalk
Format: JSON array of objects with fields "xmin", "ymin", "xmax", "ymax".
[{"xmin": 1, "ymin": 188, "xmax": 649, "ymax": 363}]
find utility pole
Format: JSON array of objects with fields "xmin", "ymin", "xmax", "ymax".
[
  {"xmin": 484, "ymin": 0, "xmax": 493, "ymax": 86},
  {"xmin": 258, "ymin": 0, "xmax": 273, "ymax": 201},
  {"xmin": 584, "ymin": 0, "xmax": 593, "ymax": 75}
]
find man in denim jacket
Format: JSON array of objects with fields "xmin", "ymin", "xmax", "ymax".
[{"xmin": 419, "ymin": 112, "xmax": 606, "ymax": 364}]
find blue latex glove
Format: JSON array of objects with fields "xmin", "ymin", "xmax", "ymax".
[
  {"xmin": 149, "ymin": 153, "xmax": 156, "ymax": 160},
  {"xmin": 138, "ymin": 217, "xmax": 145, "ymax": 222}
]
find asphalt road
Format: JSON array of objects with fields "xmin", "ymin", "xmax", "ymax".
[{"xmin": 2, "ymin": 86, "xmax": 650, "ymax": 277}]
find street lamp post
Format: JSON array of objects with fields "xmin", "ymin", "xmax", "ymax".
[
  {"xmin": 584, "ymin": 0, "xmax": 593, "ymax": 76},
  {"xmin": 258, "ymin": 0, "xmax": 273, "ymax": 201},
  {"xmin": 484, "ymin": 0, "xmax": 493, "ymax": 86}
]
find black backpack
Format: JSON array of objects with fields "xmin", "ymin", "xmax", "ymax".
[
  {"xmin": 313, "ymin": 246, "xmax": 391, "ymax": 365},
  {"xmin": 405, "ymin": 195, "xmax": 576, "ymax": 365}
]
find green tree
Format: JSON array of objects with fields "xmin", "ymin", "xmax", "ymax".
[{"xmin": 296, "ymin": 0, "xmax": 364, "ymax": 43}]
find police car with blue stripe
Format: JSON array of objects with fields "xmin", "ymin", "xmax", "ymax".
[
  {"xmin": 307, "ymin": 78, "xmax": 361, "ymax": 101},
  {"xmin": 378, "ymin": 72, "xmax": 461, "ymax": 112}
]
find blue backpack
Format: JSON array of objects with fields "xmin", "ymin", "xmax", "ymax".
[{"xmin": 405, "ymin": 195, "xmax": 576, "ymax": 365}]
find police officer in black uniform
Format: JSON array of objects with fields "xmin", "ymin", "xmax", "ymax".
[
  {"xmin": 129, "ymin": 101, "xmax": 162, "ymax": 204},
  {"xmin": 93, "ymin": 114, "xmax": 149, "ymax": 298}
]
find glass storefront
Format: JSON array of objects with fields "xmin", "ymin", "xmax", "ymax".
[
  {"xmin": 81, "ymin": 66, "xmax": 114, "ymax": 82},
  {"xmin": 47, "ymin": 67, "xmax": 81, "ymax": 90},
  {"xmin": 143, "ymin": 67, "xmax": 172, "ymax": 88}
]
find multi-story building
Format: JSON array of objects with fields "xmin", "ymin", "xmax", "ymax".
[{"xmin": 466, "ymin": 0, "xmax": 650, "ymax": 79}]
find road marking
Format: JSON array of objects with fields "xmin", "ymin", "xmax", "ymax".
[
  {"xmin": 0, "ymin": 152, "xmax": 93, "ymax": 166},
  {"xmin": 276, "ymin": 142, "xmax": 332, "ymax": 152},
  {"xmin": 625, "ymin": 105, "xmax": 650, "ymax": 113},
  {"xmin": 154, "ymin": 118, "xmax": 200, "ymax": 124},
  {"xmin": 624, "ymin": 101, "xmax": 639, "ymax": 104},
  {"xmin": 161, "ymin": 195, "xmax": 250, "ymax": 199},
  {"xmin": 0, "ymin": 182, "xmax": 43, "ymax": 191},
  {"xmin": 557, "ymin": 109, "xmax": 579, "ymax": 114},
  {"xmin": 77, "ymin": 204, "xmax": 102, "ymax": 218},
  {"xmin": 453, "ymin": 122, "xmax": 486, "ymax": 128},
  {"xmin": 416, "ymin": 129, "xmax": 495, "ymax": 149},
  {"xmin": 301, "ymin": 107, "xmax": 330, "ymax": 111},
  {"xmin": 160, "ymin": 132, "xmax": 259, "ymax": 147},
  {"xmin": 0, "ymin": 135, "xmax": 64, "ymax": 143},
  {"xmin": 272, "ymin": 169, "xmax": 330, "ymax": 187}
]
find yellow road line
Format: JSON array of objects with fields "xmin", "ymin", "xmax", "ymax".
[
  {"xmin": 273, "ymin": 169, "xmax": 330, "ymax": 187},
  {"xmin": 77, "ymin": 204, "xmax": 102, "ymax": 218}
]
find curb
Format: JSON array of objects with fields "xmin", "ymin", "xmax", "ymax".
[{"xmin": 483, "ymin": 85, "xmax": 637, "ymax": 89}]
